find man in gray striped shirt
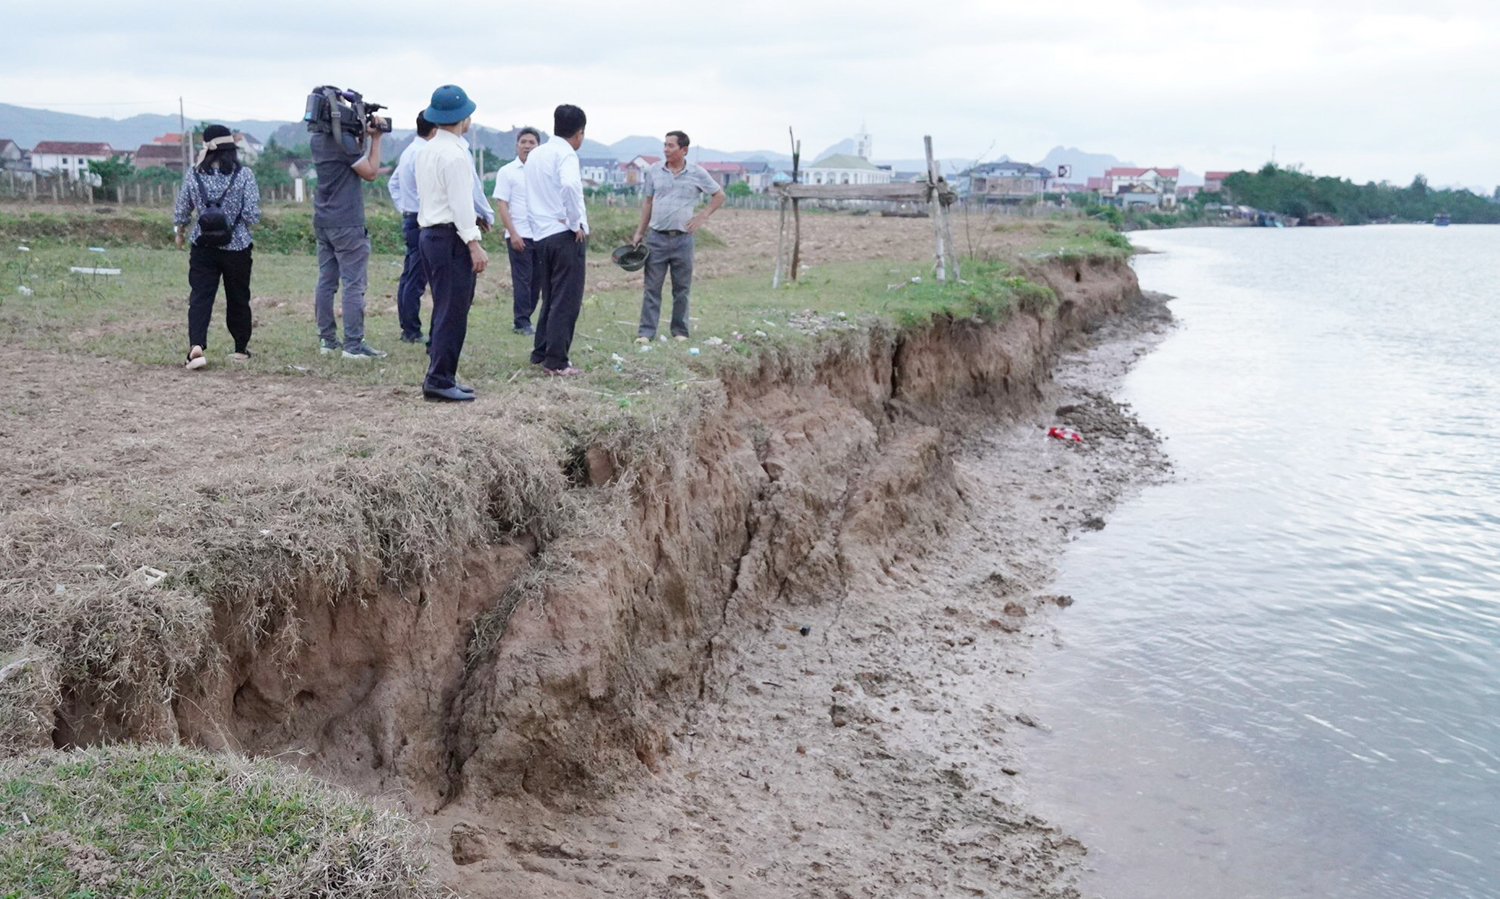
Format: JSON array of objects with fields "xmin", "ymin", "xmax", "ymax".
[{"xmin": 630, "ymin": 130, "xmax": 725, "ymax": 341}]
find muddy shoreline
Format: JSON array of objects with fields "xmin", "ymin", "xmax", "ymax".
[{"xmin": 423, "ymin": 289, "xmax": 1176, "ymax": 898}]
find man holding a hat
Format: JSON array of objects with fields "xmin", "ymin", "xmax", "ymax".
[
  {"xmin": 414, "ymin": 84, "xmax": 487, "ymax": 402},
  {"xmin": 629, "ymin": 130, "xmax": 724, "ymax": 343}
]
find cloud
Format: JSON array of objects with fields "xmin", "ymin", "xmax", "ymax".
[{"xmin": 0, "ymin": 0, "xmax": 1496, "ymax": 184}]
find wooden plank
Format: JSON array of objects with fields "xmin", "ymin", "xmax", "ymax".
[{"xmin": 773, "ymin": 182, "xmax": 932, "ymax": 202}]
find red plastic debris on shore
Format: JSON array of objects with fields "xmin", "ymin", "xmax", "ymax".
[{"xmin": 1047, "ymin": 426, "xmax": 1083, "ymax": 443}]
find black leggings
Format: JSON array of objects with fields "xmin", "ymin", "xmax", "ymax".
[{"xmin": 188, "ymin": 243, "xmax": 253, "ymax": 354}]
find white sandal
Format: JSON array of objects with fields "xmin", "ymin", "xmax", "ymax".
[{"xmin": 185, "ymin": 345, "xmax": 207, "ymax": 370}]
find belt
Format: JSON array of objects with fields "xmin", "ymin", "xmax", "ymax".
[
  {"xmin": 653, "ymin": 228, "xmax": 687, "ymax": 237},
  {"xmin": 422, "ymin": 222, "xmax": 458, "ymax": 231},
  {"xmin": 402, "ymin": 211, "xmax": 419, "ymax": 219}
]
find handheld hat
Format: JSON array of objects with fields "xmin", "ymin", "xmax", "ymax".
[
  {"xmin": 611, "ymin": 243, "xmax": 650, "ymax": 272},
  {"xmin": 423, "ymin": 85, "xmax": 476, "ymax": 125}
]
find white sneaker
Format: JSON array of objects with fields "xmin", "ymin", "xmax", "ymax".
[
  {"xmin": 635, "ymin": 336, "xmax": 651, "ymax": 344},
  {"xmin": 185, "ymin": 345, "xmax": 207, "ymax": 370}
]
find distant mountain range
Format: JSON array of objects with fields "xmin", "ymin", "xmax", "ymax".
[
  {"xmin": 0, "ymin": 104, "xmax": 1196, "ymax": 182},
  {"xmin": 0, "ymin": 103, "xmax": 286, "ymax": 155}
]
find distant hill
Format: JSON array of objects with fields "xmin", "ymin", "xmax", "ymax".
[
  {"xmin": 0, "ymin": 103, "xmax": 289, "ymax": 153},
  {"xmin": 0, "ymin": 103, "xmax": 981, "ymax": 176},
  {"xmin": 1034, "ymin": 147, "xmax": 1132, "ymax": 182}
]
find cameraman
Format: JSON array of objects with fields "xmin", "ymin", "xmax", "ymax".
[{"xmin": 311, "ymin": 106, "xmax": 387, "ymax": 358}]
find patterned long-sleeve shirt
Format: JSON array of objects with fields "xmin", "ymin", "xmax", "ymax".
[{"xmin": 173, "ymin": 166, "xmax": 262, "ymax": 251}]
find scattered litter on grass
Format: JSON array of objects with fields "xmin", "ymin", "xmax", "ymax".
[
  {"xmin": 132, "ymin": 566, "xmax": 168, "ymax": 588},
  {"xmin": 705, "ymin": 336, "xmax": 724, "ymax": 346},
  {"xmin": 754, "ymin": 330, "xmax": 768, "ymax": 338},
  {"xmin": 16, "ymin": 285, "xmax": 32, "ymax": 296},
  {"xmin": 1047, "ymin": 426, "xmax": 1083, "ymax": 443},
  {"xmin": 689, "ymin": 347, "xmax": 700, "ymax": 355}
]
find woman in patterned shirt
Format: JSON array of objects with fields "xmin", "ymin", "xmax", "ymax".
[{"xmin": 172, "ymin": 123, "xmax": 261, "ymax": 370}]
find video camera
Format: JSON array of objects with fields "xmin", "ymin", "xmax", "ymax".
[{"xmin": 303, "ymin": 85, "xmax": 392, "ymax": 154}]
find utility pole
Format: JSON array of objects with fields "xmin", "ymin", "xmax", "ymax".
[{"xmin": 179, "ymin": 97, "xmax": 190, "ymax": 173}]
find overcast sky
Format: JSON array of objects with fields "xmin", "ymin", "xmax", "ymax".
[{"xmin": 3, "ymin": 0, "xmax": 1497, "ymax": 187}]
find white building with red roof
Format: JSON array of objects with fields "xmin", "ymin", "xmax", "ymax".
[
  {"xmin": 619, "ymin": 155, "xmax": 660, "ymax": 188},
  {"xmin": 700, "ymin": 160, "xmax": 746, "ymax": 189},
  {"xmin": 1103, "ymin": 166, "xmax": 1180, "ymax": 207},
  {"xmin": 31, "ymin": 141, "xmax": 114, "ymax": 181}
]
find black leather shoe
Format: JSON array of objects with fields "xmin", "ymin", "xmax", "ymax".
[
  {"xmin": 455, "ymin": 383, "xmax": 475, "ymax": 393},
  {"xmin": 423, "ymin": 385, "xmax": 475, "ymax": 402},
  {"xmin": 513, "ymin": 325, "xmax": 535, "ymax": 335},
  {"xmin": 400, "ymin": 333, "xmax": 424, "ymax": 344}
]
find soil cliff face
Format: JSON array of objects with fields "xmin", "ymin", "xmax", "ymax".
[{"xmin": 142, "ymin": 256, "xmax": 1139, "ymax": 817}]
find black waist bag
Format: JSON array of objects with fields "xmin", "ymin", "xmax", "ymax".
[{"xmin": 195, "ymin": 168, "xmax": 242, "ymax": 247}]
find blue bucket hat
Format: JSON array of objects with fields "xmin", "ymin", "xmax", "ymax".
[{"xmin": 424, "ymin": 85, "xmax": 476, "ymax": 125}]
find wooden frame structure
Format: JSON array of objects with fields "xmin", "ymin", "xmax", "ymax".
[{"xmin": 772, "ymin": 132, "xmax": 959, "ymax": 287}]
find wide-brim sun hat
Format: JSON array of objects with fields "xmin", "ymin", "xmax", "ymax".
[
  {"xmin": 612, "ymin": 243, "xmax": 650, "ymax": 272},
  {"xmin": 424, "ymin": 85, "xmax": 476, "ymax": 125}
]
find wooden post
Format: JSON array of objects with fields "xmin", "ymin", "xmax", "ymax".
[
  {"xmin": 925, "ymin": 136, "xmax": 948, "ymax": 283},
  {"xmin": 772, "ymin": 195, "xmax": 788, "ymax": 288},
  {"xmin": 789, "ymin": 128, "xmax": 802, "ymax": 282}
]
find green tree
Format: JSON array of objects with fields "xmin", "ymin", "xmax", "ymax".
[
  {"xmin": 725, "ymin": 180, "xmax": 752, "ymax": 197},
  {"xmin": 87, "ymin": 156, "xmax": 137, "ymax": 200}
]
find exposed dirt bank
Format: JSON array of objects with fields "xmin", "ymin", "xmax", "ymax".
[{"xmin": 419, "ymin": 287, "xmax": 1174, "ymax": 899}]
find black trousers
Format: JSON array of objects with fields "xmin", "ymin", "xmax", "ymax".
[
  {"xmin": 419, "ymin": 225, "xmax": 475, "ymax": 391},
  {"xmin": 396, "ymin": 213, "xmax": 427, "ymax": 340},
  {"xmin": 508, "ymin": 237, "xmax": 539, "ymax": 329},
  {"xmin": 529, "ymin": 230, "xmax": 587, "ymax": 370},
  {"xmin": 187, "ymin": 242, "xmax": 253, "ymax": 353}
]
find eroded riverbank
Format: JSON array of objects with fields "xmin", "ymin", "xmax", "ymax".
[{"xmin": 422, "ymin": 290, "xmax": 1175, "ymax": 899}]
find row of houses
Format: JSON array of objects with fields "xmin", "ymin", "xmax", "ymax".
[
  {"xmin": 0, "ymin": 133, "xmax": 265, "ymax": 184},
  {"xmin": 962, "ymin": 159, "xmax": 1239, "ymax": 208},
  {"xmin": 573, "ymin": 155, "xmax": 783, "ymax": 192}
]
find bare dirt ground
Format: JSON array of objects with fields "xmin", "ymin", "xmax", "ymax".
[
  {"xmin": 586, "ymin": 208, "xmax": 1044, "ymax": 292},
  {"xmin": 426, "ymin": 291, "xmax": 1176, "ymax": 899}
]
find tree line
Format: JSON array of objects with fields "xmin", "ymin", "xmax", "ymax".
[{"xmin": 1221, "ymin": 164, "xmax": 1500, "ymax": 225}]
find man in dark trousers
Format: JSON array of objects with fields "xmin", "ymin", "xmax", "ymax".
[
  {"xmin": 414, "ymin": 85, "xmax": 488, "ymax": 402},
  {"xmin": 492, "ymin": 127, "xmax": 541, "ymax": 335},
  {"xmin": 525, "ymin": 104, "xmax": 589, "ymax": 376}
]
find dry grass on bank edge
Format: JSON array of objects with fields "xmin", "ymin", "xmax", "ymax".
[
  {"xmin": 0, "ymin": 411, "xmax": 573, "ymax": 749},
  {"xmin": 0, "ymin": 745, "xmax": 452, "ymax": 898}
]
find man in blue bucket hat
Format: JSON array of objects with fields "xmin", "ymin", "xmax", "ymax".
[{"xmin": 414, "ymin": 84, "xmax": 487, "ymax": 402}]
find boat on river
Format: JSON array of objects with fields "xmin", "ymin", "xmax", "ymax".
[{"xmin": 1434, "ymin": 213, "xmax": 1451, "ymax": 226}]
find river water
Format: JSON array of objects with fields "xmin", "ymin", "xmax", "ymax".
[{"xmin": 1021, "ymin": 225, "xmax": 1500, "ymax": 899}]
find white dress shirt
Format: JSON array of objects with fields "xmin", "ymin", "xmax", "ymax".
[
  {"xmin": 416, "ymin": 128, "xmax": 483, "ymax": 244},
  {"xmin": 524, "ymin": 137, "xmax": 588, "ymax": 241},
  {"xmin": 390, "ymin": 135, "xmax": 494, "ymax": 224},
  {"xmin": 492, "ymin": 158, "xmax": 531, "ymax": 240}
]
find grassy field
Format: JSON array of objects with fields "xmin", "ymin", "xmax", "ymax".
[
  {"xmin": 0, "ymin": 208, "xmax": 1125, "ymax": 400},
  {"xmin": 0, "ymin": 746, "xmax": 447, "ymax": 898}
]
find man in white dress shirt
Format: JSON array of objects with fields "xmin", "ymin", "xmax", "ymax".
[
  {"xmin": 525, "ymin": 104, "xmax": 589, "ymax": 375},
  {"xmin": 492, "ymin": 127, "xmax": 541, "ymax": 335},
  {"xmin": 388, "ymin": 112, "xmax": 495, "ymax": 344},
  {"xmin": 415, "ymin": 85, "xmax": 488, "ymax": 402}
]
